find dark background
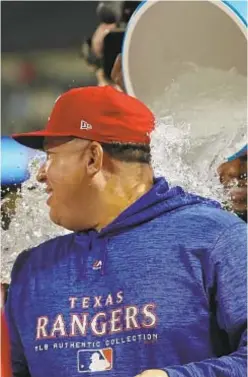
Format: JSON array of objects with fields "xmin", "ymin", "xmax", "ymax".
[
  {"xmin": 2, "ymin": 1, "xmax": 98, "ymax": 52},
  {"xmin": 1, "ymin": 1, "xmax": 100, "ymax": 135}
]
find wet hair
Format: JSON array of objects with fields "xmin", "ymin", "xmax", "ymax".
[{"xmin": 101, "ymin": 142, "xmax": 151, "ymax": 163}]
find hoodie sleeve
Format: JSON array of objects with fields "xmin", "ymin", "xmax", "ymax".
[
  {"xmin": 164, "ymin": 222, "xmax": 247, "ymax": 377},
  {"xmin": 5, "ymin": 251, "xmax": 31, "ymax": 377}
]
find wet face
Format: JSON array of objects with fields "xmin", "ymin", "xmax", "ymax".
[
  {"xmin": 218, "ymin": 154, "xmax": 247, "ymax": 214},
  {"xmin": 36, "ymin": 137, "xmax": 104, "ymax": 231}
]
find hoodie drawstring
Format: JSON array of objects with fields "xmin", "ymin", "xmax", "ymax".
[
  {"xmin": 100, "ymin": 237, "xmax": 109, "ymax": 276},
  {"xmin": 73, "ymin": 231, "xmax": 109, "ymax": 279}
]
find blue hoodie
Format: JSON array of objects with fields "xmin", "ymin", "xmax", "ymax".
[{"xmin": 5, "ymin": 178, "xmax": 247, "ymax": 377}]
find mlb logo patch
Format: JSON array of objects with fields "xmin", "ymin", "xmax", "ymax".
[{"xmin": 77, "ymin": 348, "xmax": 113, "ymax": 373}]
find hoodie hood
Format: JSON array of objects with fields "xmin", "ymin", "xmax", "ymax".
[
  {"xmin": 100, "ymin": 177, "xmax": 221, "ymax": 237},
  {"xmin": 73, "ymin": 177, "xmax": 221, "ymax": 277}
]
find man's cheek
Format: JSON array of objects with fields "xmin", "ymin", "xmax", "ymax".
[{"xmin": 48, "ymin": 161, "xmax": 74, "ymax": 185}]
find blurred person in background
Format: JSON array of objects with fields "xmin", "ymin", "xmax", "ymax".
[
  {"xmin": 5, "ymin": 86, "xmax": 247, "ymax": 377},
  {"xmin": 81, "ymin": 1, "xmax": 140, "ymax": 87},
  {"xmin": 218, "ymin": 145, "xmax": 247, "ymax": 222},
  {"xmin": 80, "ymin": 1, "xmax": 120, "ymax": 85}
]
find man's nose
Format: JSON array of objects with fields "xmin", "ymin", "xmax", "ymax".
[{"xmin": 36, "ymin": 163, "xmax": 47, "ymax": 183}]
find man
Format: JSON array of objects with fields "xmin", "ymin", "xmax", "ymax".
[
  {"xmin": 218, "ymin": 146, "xmax": 247, "ymax": 222},
  {"xmin": 5, "ymin": 86, "xmax": 246, "ymax": 377}
]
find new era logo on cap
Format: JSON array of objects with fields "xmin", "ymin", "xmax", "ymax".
[{"xmin": 80, "ymin": 120, "xmax": 92, "ymax": 130}]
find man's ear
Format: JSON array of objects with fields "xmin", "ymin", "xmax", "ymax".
[{"xmin": 86, "ymin": 141, "xmax": 104, "ymax": 176}]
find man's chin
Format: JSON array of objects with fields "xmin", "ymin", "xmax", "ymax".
[
  {"xmin": 48, "ymin": 210, "xmax": 80, "ymax": 232},
  {"xmin": 48, "ymin": 207, "xmax": 92, "ymax": 232},
  {"xmin": 49, "ymin": 208, "xmax": 62, "ymax": 228}
]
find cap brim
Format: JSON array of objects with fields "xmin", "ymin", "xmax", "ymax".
[{"xmin": 12, "ymin": 130, "xmax": 73, "ymax": 150}]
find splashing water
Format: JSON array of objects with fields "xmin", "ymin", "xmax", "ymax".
[
  {"xmin": 1, "ymin": 66, "xmax": 247, "ymax": 282},
  {"xmin": 1, "ymin": 157, "xmax": 70, "ymax": 282},
  {"xmin": 151, "ymin": 66, "xmax": 247, "ymax": 200}
]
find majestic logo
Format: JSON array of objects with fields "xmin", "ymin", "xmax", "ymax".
[
  {"xmin": 77, "ymin": 348, "xmax": 113, "ymax": 373},
  {"xmin": 92, "ymin": 260, "xmax": 102, "ymax": 270},
  {"xmin": 80, "ymin": 120, "xmax": 92, "ymax": 130}
]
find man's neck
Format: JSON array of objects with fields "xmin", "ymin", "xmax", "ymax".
[{"xmin": 95, "ymin": 164, "xmax": 153, "ymax": 231}]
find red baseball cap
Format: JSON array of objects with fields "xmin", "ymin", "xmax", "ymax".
[{"xmin": 12, "ymin": 86, "xmax": 155, "ymax": 150}]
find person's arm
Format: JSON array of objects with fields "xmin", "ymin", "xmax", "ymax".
[
  {"xmin": 111, "ymin": 53, "xmax": 125, "ymax": 91},
  {"xmin": 136, "ymin": 222, "xmax": 247, "ymax": 377},
  {"xmin": 1, "ymin": 284, "xmax": 12, "ymax": 377},
  {"xmin": 5, "ymin": 252, "xmax": 31, "ymax": 377}
]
